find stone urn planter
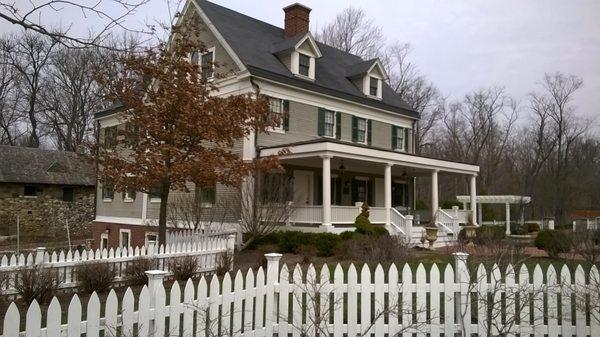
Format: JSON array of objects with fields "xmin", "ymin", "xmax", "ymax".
[{"xmin": 424, "ymin": 226, "xmax": 439, "ymax": 247}]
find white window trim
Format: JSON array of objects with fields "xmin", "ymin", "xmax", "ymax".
[
  {"xmin": 119, "ymin": 228, "xmax": 131, "ymax": 248},
  {"xmin": 102, "ymin": 186, "xmax": 114, "ymax": 202},
  {"xmin": 355, "ymin": 117, "xmax": 368, "ymax": 145},
  {"xmin": 123, "ymin": 191, "xmax": 136, "ymax": 203},
  {"xmin": 394, "ymin": 126, "xmax": 406, "ymax": 152},
  {"xmin": 291, "ymin": 51, "xmax": 316, "ymax": 81},
  {"xmin": 201, "ymin": 46, "xmax": 216, "ymax": 81},
  {"xmin": 149, "ymin": 197, "xmax": 161, "ymax": 203},
  {"xmin": 100, "ymin": 233, "xmax": 109, "ymax": 251},
  {"xmin": 323, "ymin": 110, "xmax": 337, "ymax": 139},
  {"xmin": 364, "ymin": 75, "xmax": 383, "ymax": 100},
  {"xmin": 268, "ymin": 97, "xmax": 285, "ymax": 133}
]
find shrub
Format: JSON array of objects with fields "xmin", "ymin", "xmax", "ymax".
[
  {"xmin": 534, "ymin": 229, "xmax": 570, "ymax": 258},
  {"xmin": 215, "ymin": 251, "xmax": 233, "ymax": 277},
  {"xmin": 313, "ymin": 233, "xmax": 341, "ymax": 257},
  {"xmin": 526, "ymin": 223, "xmax": 541, "ymax": 233},
  {"xmin": 277, "ymin": 231, "xmax": 306, "ymax": 254},
  {"xmin": 338, "ymin": 235, "xmax": 412, "ymax": 264},
  {"xmin": 169, "ymin": 256, "xmax": 199, "ymax": 281},
  {"xmin": 354, "ymin": 203, "xmax": 373, "ymax": 234},
  {"xmin": 372, "ymin": 226, "xmax": 389, "ymax": 236},
  {"xmin": 123, "ymin": 257, "xmax": 158, "ymax": 285},
  {"xmin": 510, "ymin": 223, "xmax": 528, "ymax": 235},
  {"xmin": 75, "ymin": 261, "xmax": 115, "ymax": 294},
  {"xmin": 15, "ymin": 266, "xmax": 59, "ymax": 304},
  {"xmin": 474, "ymin": 226, "xmax": 506, "ymax": 244},
  {"xmin": 339, "ymin": 231, "xmax": 355, "ymax": 240}
]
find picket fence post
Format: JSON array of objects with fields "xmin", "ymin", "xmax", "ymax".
[
  {"xmin": 453, "ymin": 252, "xmax": 470, "ymax": 335},
  {"xmin": 405, "ymin": 215, "xmax": 414, "ymax": 241},
  {"xmin": 35, "ymin": 247, "xmax": 46, "ymax": 264},
  {"xmin": 264, "ymin": 253, "xmax": 282, "ymax": 335}
]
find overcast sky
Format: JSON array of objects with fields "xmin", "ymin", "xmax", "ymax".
[{"xmin": 2, "ymin": 0, "xmax": 599, "ymax": 121}]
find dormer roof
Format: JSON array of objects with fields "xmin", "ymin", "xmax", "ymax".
[
  {"xmin": 345, "ymin": 58, "xmax": 388, "ymax": 80},
  {"xmin": 272, "ymin": 32, "xmax": 322, "ymax": 58}
]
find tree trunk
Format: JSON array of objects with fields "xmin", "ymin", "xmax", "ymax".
[{"xmin": 158, "ymin": 180, "xmax": 171, "ymax": 247}]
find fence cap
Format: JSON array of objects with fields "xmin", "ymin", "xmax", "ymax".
[
  {"xmin": 452, "ymin": 252, "xmax": 469, "ymax": 260},
  {"xmin": 145, "ymin": 270, "xmax": 168, "ymax": 278},
  {"xmin": 264, "ymin": 253, "xmax": 283, "ymax": 261}
]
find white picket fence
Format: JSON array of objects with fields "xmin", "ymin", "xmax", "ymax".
[
  {"xmin": 0, "ymin": 230, "xmax": 236, "ymax": 295},
  {"xmin": 2, "ymin": 252, "xmax": 599, "ymax": 337}
]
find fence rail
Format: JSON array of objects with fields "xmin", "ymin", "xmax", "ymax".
[
  {"xmin": 2, "ymin": 252, "xmax": 598, "ymax": 336},
  {"xmin": 0, "ymin": 231, "xmax": 236, "ymax": 295}
]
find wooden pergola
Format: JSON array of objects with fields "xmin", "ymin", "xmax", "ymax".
[{"xmin": 456, "ymin": 195, "xmax": 531, "ymax": 235}]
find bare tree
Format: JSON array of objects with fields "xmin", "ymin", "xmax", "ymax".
[
  {"xmin": 1, "ymin": 33, "xmax": 57, "ymax": 147},
  {"xmin": 0, "ymin": 45, "xmax": 23, "ymax": 145},
  {"xmin": 0, "ymin": 0, "xmax": 152, "ymax": 50},
  {"xmin": 315, "ymin": 7, "xmax": 385, "ymax": 60},
  {"xmin": 237, "ymin": 171, "xmax": 295, "ymax": 249},
  {"xmin": 40, "ymin": 46, "xmax": 103, "ymax": 151}
]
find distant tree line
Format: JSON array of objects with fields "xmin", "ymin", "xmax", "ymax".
[{"xmin": 316, "ymin": 7, "xmax": 599, "ymax": 224}]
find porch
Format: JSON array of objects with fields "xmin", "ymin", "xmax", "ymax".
[{"xmin": 259, "ymin": 140, "xmax": 480, "ymax": 244}]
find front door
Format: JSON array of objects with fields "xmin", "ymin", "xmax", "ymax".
[{"xmin": 293, "ymin": 170, "xmax": 314, "ymax": 205}]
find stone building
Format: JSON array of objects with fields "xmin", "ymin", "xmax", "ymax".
[{"xmin": 0, "ymin": 146, "xmax": 96, "ymax": 241}]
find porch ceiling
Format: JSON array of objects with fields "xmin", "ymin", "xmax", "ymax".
[{"xmin": 259, "ymin": 140, "xmax": 479, "ymax": 176}]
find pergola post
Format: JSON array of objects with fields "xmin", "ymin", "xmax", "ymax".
[
  {"xmin": 505, "ymin": 202, "xmax": 511, "ymax": 235},
  {"xmin": 384, "ymin": 163, "xmax": 392, "ymax": 228},
  {"xmin": 470, "ymin": 175, "xmax": 477, "ymax": 225},
  {"xmin": 431, "ymin": 170, "xmax": 439, "ymax": 223},
  {"xmin": 477, "ymin": 203, "xmax": 483, "ymax": 225},
  {"xmin": 321, "ymin": 155, "xmax": 332, "ymax": 229}
]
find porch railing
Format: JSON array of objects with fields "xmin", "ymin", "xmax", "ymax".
[{"xmin": 290, "ymin": 205, "xmax": 322, "ymax": 223}]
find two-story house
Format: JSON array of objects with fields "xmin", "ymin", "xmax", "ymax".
[{"xmin": 93, "ymin": 0, "xmax": 480, "ymax": 249}]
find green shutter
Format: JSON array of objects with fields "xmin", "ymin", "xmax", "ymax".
[
  {"xmin": 351, "ymin": 116, "xmax": 358, "ymax": 142},
  {"xmin": 391, "ymin": 125, "xmax": 398, "ymax": 149},
  {"xmin": 318, "ymin": 108, "xmax": 325, "ymax": 136},
  {"xmin": 283, "ymin": 100, "xmax": 290, "ymax": 131},
  {"xmin": 404, "ymin": 128, "xmax": 409, "ymax": 152},
  {"xmin": 335, "ymin": 112, "xmax": 341, "ymax": 140},
  {"xmin": 367, "ymin": 120, "xmax": 372, "ymax": 145}
]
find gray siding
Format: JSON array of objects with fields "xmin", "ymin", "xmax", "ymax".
[
  {"xmin": 371, "ymin": 120, "xmax": 391, "ymax": 149},
  {"xmin": 96, "ymin": 183, "xmax": 143, "ymax": 219},
  {"xmin": 188, "ymin": 12, "xmax": 239, "ymax": 76},
  {"xmin": 257, "ymin": 101, "xmax": 319, "ymax": 147}
]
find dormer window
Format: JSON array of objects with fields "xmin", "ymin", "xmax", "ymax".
[
  {"xmin": 299, "ymin": 53, "xmax": 310, "ymax": 77},
  {"xmin": 201, "ymin": 49, "xmax": 215, "ymax": 79},
  {"xmin": 369, "ymin": 77, "xmax": 379, "ymax": 96}
]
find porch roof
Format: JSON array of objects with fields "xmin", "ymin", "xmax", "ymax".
[{"xmin": 258, "ymin": 139, "xmax": 479, "ymax": 175}]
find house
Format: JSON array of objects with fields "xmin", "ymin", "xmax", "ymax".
[
  {"xmin": 93, "ymin": 0, "xmax": 480, "ymax": 248},
  {"xmin": 0, "ymin": 145, "xmax": 96, "ymax": 240}
]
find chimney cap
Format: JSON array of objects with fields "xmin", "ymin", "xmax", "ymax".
[{"xmin": 283, "ymin": 3, "xmax": 312, "ymax": 12}]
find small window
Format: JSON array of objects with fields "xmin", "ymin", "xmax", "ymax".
[
  {"xmin": 149, "ymin": 185, "xmax": 161, "ymax": 202},
  {"xmin": 102, "ymin": 184, "xmax": 114, "ymax": 201},
  {"xmin": 24, "ymin": 185, "xmax": 37, "ymax": 197},
  {"xmin": 119, "ymin": 229, "xmax": 131, "ymax": 248},
  {"xmin": 299, "ymin": 53, "xmax": 310, "ymax": 77},
  {"xmin": 323, "ymin": 110, "xmax": 335, "ymax": 137},
  {"xmin": 356, "ymin": 118, "xmax": 367, "ymax": 143},
  {"xmin": 369, "ymin": 76, "xmax": 379, "ymax": 96},
  {"xmin": 201, "ymin": 50, "xmax": 214, "ymax": 79},
  {"xmin": 103, "ymin": 126, "xmax": 117, "ymax": 148},
  {"xmin": 122, "ymin": 189, "xmax": 136, "ymax": 202},
  {"xmin": 393, "ymin": 126, "xmax": 406, "ymax": 151},
  {"xmin": 62, "ymin": 187, "xmax": 74, "ymax": 202},
  {"xmin": 269, "ymin": 98, "xmax": 284, "ymax": 130},
  {"xmin": 195, "ymin": 184, "xmax": 216, "ymax": 206},
  {"xmin": 100, "ymin": 233, "xmax": 109, "ymax": 251}
]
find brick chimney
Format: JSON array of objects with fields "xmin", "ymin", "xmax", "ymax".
[{"xmin": 283, "ymin": 3, "xmax": 311, "ymax": 38}]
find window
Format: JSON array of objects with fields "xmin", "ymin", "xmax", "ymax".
[
  {"xmin": 62, "ymin": 187, "xmax": 74, "ymax": 202},
  {"xmin": 351, "ymin": 178, "xmax": 372, "ymax": 205},
  {"xmin": 269, "ymin": 98, "xmax": 284, "ymax": 131},
  {"xmin": 24, "ymin": 185, "xmax": 37, "ymax": 198},
  {"xmin": 119, "ymin": 229, "xmax": 131, "ymax": 248},
  {"xmin": 392, "ymin": 182, "xmax": 409, "ymax": 207},
  {"xmin": 103, "ymin": 126, "xmax": 117, "ymax": 148},
  {"xmin": 356, "ymin": 118, "xmax": 367, "ymax": 143},
  {"xmin": 100, "ymin": 233, "xmax": 109, "ymax": 251},
  {"xmin": 195, "ymin": 184, "xmax": 216, "ymax": 206},
  {"xmin": 149, "ymin": 185, "xmax": 161, "ymax": 202},
  {"xmin": 102, "ymin": 185, "xmax": 114, "ymax": 201},
  {"xmin": 393, "ymin": 126, "xmax": 406, "ymax": 151},
  {"xmin": 260, "ymin": 173, "xmax": 292, "ymax": 203},
  {"xmin": 299, "ymin": 53, "xmax": 310, "ymax": 77},
  {"xmin": 124, "ymin": 122, "xmax": 139, "ymax": 148},
  {"xmin": 369, "ymin": 76, "xmax": 379, "ymax": 96},
  {"xmin": 323, "ymin": 110, "xmax": 335, "ymax": 137},
  {"xmin": 123, "ymin": 189, "xmax": 136, "ymax": 202},
  {"xmin": 145, "ymin": 232, "xmax": 158, "ymax": 249},
  {"xmin": 201, "ymin": 50, "xmax": 214, "ymax": 79},
  {"xmin": 190, "ymin": 51, "xmax": 199, "ymax": 65}
]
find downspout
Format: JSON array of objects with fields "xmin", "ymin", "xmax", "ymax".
[{"xmin": 412, "ymin": 120, "xmax": 418, "ymax": 211}]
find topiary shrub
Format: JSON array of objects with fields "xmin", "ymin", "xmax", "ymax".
[
  {"xmin": 534, "ymin": 229, "xmax": 570, "ymax": 258},
  {"xmin": 75, "ymin": 261, "xmax": 115, "ymax": 294},
  {"xmin": 526, "ymin": 223, "xmax": 541, "ymax": 233},
  {"xmin": 15, "ymin": 266, "xmax": 59, "ymax": 304},
  {"xmin": 372, "ymin": 226, "xmax": 389, "ymax": 236},
  {"xmin": 354, "ymin": 203, "xmax": 373, "ymax": 234}
]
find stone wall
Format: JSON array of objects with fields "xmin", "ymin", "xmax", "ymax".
[{"xmin": 0, "ymin": 183, "xmax": 95, "ymax": 239}]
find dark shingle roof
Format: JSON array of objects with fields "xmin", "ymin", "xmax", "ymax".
[
  {"xmin": 0, "ymin": 146, "xmax": 95, "ymax": 186},
  {"xmin": 194, "ymin": 0, "xmax": 418, "ymax": 118}
]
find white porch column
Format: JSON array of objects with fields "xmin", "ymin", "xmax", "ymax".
[
  {"xmin": 431, "ymin": 170, "xmax": 439, "ymax": 223},
  {"xmin": 470, "ymin": 174, "xmax": 477, "ymax": 225},
  {"xmin": 505, "ymin": 202, "xmax": 511, "ymax": 235},
  {"xmin": 321, "ymin": 155, "xmax": 332, "ymax": 228},
  {"xmin": 384, "ymin": 163, "xmax": 392, "ymax": 227}
]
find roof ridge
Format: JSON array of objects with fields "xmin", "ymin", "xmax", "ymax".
[{"xmin": 195, "ymin": 0, "xmax": 284, "ymax": 33}]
